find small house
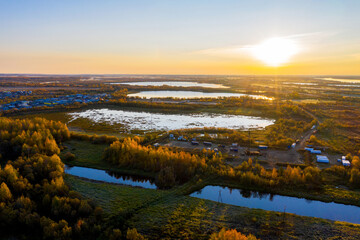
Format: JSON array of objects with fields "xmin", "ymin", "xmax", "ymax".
[
  {"xmin": 342, "ymin": 160, "xmax": 351, "ymax": 167},
  {"xmin": 316, "ymin": 155, "xmax": 329, "ymax": 163}
]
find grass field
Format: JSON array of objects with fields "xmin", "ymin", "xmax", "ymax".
[{"xmin": 66, "ymin": 175, "xmax": 360, "ymax": 240}]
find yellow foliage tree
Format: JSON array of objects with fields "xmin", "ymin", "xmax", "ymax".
[
  {"xmin": 352, "ymin": 156, "xmax": 360, "ymax": 169},
  {"xmin": 126, "ymin": 228, "xmax": 146, "ymax": 240},
  {"xmin": 210, "ymin": 228, "xmax": 258, "ymax": 240},
  {"xmin": 0, "ymin": 182, "xmax": 12, "ymax": 202}
]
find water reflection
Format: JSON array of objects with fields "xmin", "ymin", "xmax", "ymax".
[
  {"xmin": 109, "ymin": 81, "xmax": 229, "ymax": 88},
  {"xmin": 190, "ymin": 185, "xmax": 360, "ymax": 223},
  {"xmin": 65, "ymin": 165, "xmax": 157, "ymax": 189}
]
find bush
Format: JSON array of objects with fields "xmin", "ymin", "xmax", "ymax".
[{"xmin": 63, "ymin": 152, "xmax": 76, "ymax": 161}]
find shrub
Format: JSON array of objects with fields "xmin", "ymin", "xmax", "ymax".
[{"xmin": 63, "ymin": 152, "xmax": 76, "ymax": 161}]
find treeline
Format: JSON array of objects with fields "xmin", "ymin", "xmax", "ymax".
[
  {"xmin": 70, "ymin": 132, "xmax": 119, "ymax": 144},
  {"xmin": 102, "ymin": 137, "xmax": 325, "ymax": 190},
  {"xmin": 218, "ymin": 156, "xmax": 360, "ymax": 192},
  {"xmin": 216, "ymin": 159, "xmax": 322, "ymax": 190},
  {"xmin": 103, "ymin": 138, "xmax": 216, "ymax": 186}
]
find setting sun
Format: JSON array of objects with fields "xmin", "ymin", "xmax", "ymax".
[{"xmin": 251, "ymin": 38, "xmax": 300, "ymax": 67}]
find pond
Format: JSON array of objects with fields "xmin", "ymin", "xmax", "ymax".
[
  {"xmin": 190, "ymin": 186, "xmax": 360, "ymax": 224},
  {"xmin": 65, "ymin": 165, "xmax": 157, "ymax": 189},
  {"xmin": 128, "ymin": 91, "xmax": 273, "ymax": 100},
  {"xmin": 110, "ymin": 81, "xmax": 229, "ymax": 88},
  {"xmin": 68, "ymin": 108, "xmax": 274, "ymax": 131}
]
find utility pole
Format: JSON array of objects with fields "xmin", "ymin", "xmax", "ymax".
[
  {"xmin": 248, "ymin": 129, "xmax": 251, "ymax": 152},
  {"xmin": 283, "ymin": 205, "xmax": 286, "ymax": 223},
  {"xmin": 218, "ymin": 190, "xmax": 223, "ymax": 203}
]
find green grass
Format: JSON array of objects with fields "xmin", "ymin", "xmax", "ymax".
[
  {"xmin": 65, "ymin": 175, "xmax": 164, "ymax": 214},
  {"xmin": 66, "ymin": 175, "xmax": 360, "ymax": 240},
  {"xmin": 61, "ymin": 139, "xmax": 108, "ymax": 166}
]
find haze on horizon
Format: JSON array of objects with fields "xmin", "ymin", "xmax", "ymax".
[{"xmin": 0, "ymin": 0, "xmax": 359, "ymax": 75}]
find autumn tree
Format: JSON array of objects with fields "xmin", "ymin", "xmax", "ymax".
[
  {"xmin": 352, "ymin": 156, "xmax": 360, "ymax": 169},
  {"xmin": 126, "ymin": 228, "xmax": 146, "ymax": 240},
  {"xmin": 210, "ymin": 228, "xmax": 258, "ymax": 240},
  {"xmin": 0, "ymin": 182, "xmax": 12, "ymax": 202}
]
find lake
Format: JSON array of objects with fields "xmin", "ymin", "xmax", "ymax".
[
  {"xmin": 65, "ymin": 165, "xmax": 157, "ymax": 189},
  {"xmin": 316, "ymin": 77, "xmax": 360, "ymax": 83},
  {"xmin": 328, "ymin": 84, "xmax": 360, "ymax": 88},
  {"xmin": 282, "ymin": 82, "xmax": 318, "ymax": 86},
  {"xmin": 190, "ymin": 185, "xmax": 360, "ymax": 224},
  {"xmin": 128, "ymin": 91, "xmax": 273, "ymax": 100},
  {"xmin": 110, "ymin": 81, "xmax": 229, "ymax": 88},
  {"xmin": 68, "ymin": 108, "xmax": 274, "ymax": 131}
]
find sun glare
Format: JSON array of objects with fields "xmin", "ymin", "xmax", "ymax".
[{"xmin": 251, "ymin": 37, "xmax": 299, "ymax": 67}]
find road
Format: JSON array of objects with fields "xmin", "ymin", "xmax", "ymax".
[{"xmin": 295, "ymin": 106, "xmax": 322, "ymax": 150}]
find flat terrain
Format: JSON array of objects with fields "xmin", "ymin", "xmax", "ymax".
[
  {"xmin": 66, "ymin": 175, "xmax": 360, "ymax": 240},
  {"xmin": 3, "ymin": 75, "xmax": 360, "ymax": 239}
]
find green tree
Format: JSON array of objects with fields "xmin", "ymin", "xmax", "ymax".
[
  {"xmin": 156, "ymin": 167, "xmax": 176, "ymax": 189},
  {"xmin": 350, "ymin": 169, "xmax": 360, "ymax": 187}
]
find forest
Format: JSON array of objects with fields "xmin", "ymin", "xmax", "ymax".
[
  {"xmin": 0, "ymin": 117, "xmax": 256, "ymax": 239},
  {"xmin": 0, "ymin": 117, "xmax": 153, "ymax": 239}
]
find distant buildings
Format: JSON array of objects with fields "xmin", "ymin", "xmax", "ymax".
[
  {"xmin": 0, "ymin": 90, "xmax": 32, "ymax": 100},
  {"xmin": 0, "ymin": 93, "xmax": 110, "ymax": 112}
]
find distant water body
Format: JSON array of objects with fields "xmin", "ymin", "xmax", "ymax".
[
  {"xmin": 68, "ymin": 108, "xmax": 274, "ymax": 131},
  {"xmin": 128, "ymin": 90, "xmax": 273, "ymax": 100},
  {"xmin": 109, "ymin": 81, "xmax": 229, "ymax": 88},
  {"xmin": 316, "ymin": 77, "xmax": 360, "ymax": 83}
]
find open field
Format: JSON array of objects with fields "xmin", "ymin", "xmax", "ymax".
[{"xmin": 66, "ymin": 175, "xmax": 360, "ymax": 240}]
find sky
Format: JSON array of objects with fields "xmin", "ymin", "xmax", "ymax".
[{"xmin": 0, "ymin": 0, "xmax": 359, "ymax": 75}]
